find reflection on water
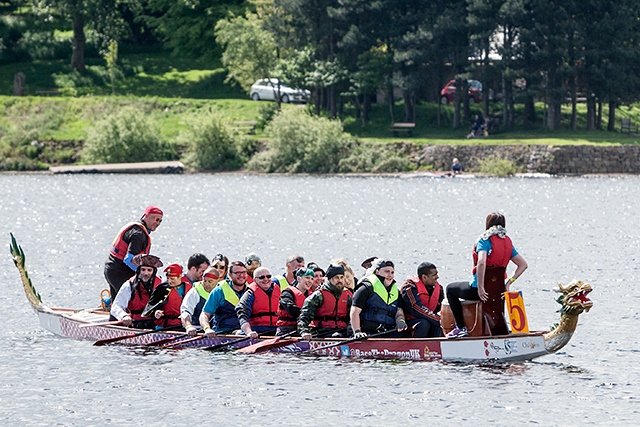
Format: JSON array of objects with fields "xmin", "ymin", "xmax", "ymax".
[{"xmin": 1, "ymin": 174, "xmax": 639, "ymax": 424}]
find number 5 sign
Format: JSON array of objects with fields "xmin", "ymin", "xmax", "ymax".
[{"xmin": 504, "ymin": 291, "xmax": 530, "ymax": 333}]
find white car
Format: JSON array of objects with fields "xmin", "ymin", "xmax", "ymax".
[{"xmin": 250, "ymin": 79, "xmax": 310, "ymax": 103}]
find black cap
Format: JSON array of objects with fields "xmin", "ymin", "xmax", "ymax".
[
  {"xmin": 375, "ymin": 259, "xmax": 394, "ymax": 270},
  {"xmin": 326, "ymin": 264, "xmax": 345, "ymax": 280}
]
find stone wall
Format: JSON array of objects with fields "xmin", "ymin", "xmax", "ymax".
[{"xmin": 413, "ymin": 144, "xmax": 640, "ymax": 174}]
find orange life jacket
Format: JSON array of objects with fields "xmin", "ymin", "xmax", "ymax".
[
  {"xmin": 154, "ymin": 282, "xmax": 192, "ymax": 328},
  {"xmin": 310, "ymin": 288, "xmax": 353, "ymax": 329},
  {"xmin": 404, "ymin": 276, "xmax": 442, "ymax": 320},
  {"xmin": 109, "ymin": 222, "xmax": 151, "ymax": 261},
  {"xmin": 248, "ymin": 282, "xmax": 281, "ymax": 327},
  {"xmin": 276, "ymin": 286, "xmax": 307, "ymax": 327},
  {"xmin": 127, "ymin": 276, "xmax": 161, "ymax": 320}
]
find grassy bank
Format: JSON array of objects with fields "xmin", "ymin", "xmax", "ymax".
[{"xmin": 2, "ymin": 51, "xmax": 640, "ymax": 171}]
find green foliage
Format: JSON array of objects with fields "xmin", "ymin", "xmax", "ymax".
[
  {"xmin": 338, "ymin": 142, "xmax": 412, "ymax": 173},
  {"xmin": 256, "ymin": 107, "xmax": 357, "ymax": 173},
  {"xmin": 477, "ymin": 155, "xmax": 521, "ymax": 177},
  {"xmin": 103, "ymin": 40, "xmax": 118, "ymax": 94},
  {"xmin": 257, "ymin": 102, "xmax": 278, "ymax": 129},
  {"xmin": 82, "ymin": 106, "xmax": 174, "ymax": 164},
  {"xmin": 182, "ymin": 112, "xmax": 244, "ymax": 171}
]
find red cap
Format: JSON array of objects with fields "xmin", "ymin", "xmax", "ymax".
[
  {"xmin": 163, "ymin": 263, "xmax": 183, "ymax": 277},
  {"xmin": 144, "ymin": 205, "xmax": 163, "ymax": 216}
]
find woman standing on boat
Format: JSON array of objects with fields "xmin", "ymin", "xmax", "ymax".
[{"xmin": 445, "ymin": 212, "xmax": 528, "ymax": 338}]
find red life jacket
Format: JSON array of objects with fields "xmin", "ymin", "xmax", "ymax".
[
  {"xmin": 310, "ymin": 288, "xmax": 353, "ymax": 329},
  {"xmin": 154, "ymin": 282, "xmax": 193, "ymax": 328},
  {"xmin": 109, "ymin": 222, "xmax": 151, "ymax": 261},
  {"xmin": 127, "ymin": 276, "xmax": 161, "ymax": 320},
  {"xmin": 472, "ymin": 234, "xmax": 513, "ymax": 274},
  {"xmin": 404, "ymin": 276, "xmax": 442, "ymax": 321},
  {"xmin": 248, "ymin": 282, "xmax": 281, "ymax": 327},
  {"xmin": 276, "ymin": 286, "xmax": 307, "ymax": 327}
]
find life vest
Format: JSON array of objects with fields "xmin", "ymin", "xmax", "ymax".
[
  {"xmin": 126, "ymin": 276, "xmax": 161, "ymax": 320},
  {"xmin": 361, "ymin": 274, "xmax": 399, "ymax": 329},
  {"xmin": 310, "ymin": 288, "xmax": 353, "ymax": 329},
  {"xmin": 276, "ymin": 286, "xmax": 307, "ymax": 327},
  {"xmin": 274, "ymin": 275, "xmax": 290, "ymax": 290},
  {"xmin": 212, "ymin": 280, "xmax": 245, "ymax": 331},
  {"xmin": 403, "ymin": 276, "xmax": 442, "ymax": 321},
  {"xmin": 181, "ymin": 274, "xmax": 194, "ymax": 286},
  {"xmin": 109, "ymin": 222, "xmax": 151, "ymax": 261},
  {"xmin": 472, "ymin": 234, "xmax": 513, "ymax": 274},
  {"xmin": 154, "ymin": 282, "xmax": 192, "ymax": 328},
  {"xmin": 248, "ymin": 282, "xmax": 281, "ymax": 327},
  {"xmin": 190, "ymin": 282, "xmax": 210, "ymax": 327}
]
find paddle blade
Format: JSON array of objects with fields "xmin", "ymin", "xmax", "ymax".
[
  {"xmin": 93, "ymin": 333, "xmax": 136, "ymax": 346},
  {"xmin": 236, "ymin": 337, "xmax": 299, "ymax": 354}
]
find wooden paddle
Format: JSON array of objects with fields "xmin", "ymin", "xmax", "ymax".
[
  {"xmin": 302, "ymin": 328, "xmax": 396, "ymax": 354},
  {"xmin": 92, "ymin": 324, "xmax": 182, "ymax": 346},
  {"xmin": 203, "ymin": 328, "xmax": 277, "ymax": 352},
  {"xmin": 235, "ymin": 330, "xmax": 299, "ymax": 354}
]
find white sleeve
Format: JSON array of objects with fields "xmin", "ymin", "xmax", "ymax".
[
  {"xmin": 110, "ymin": 281, "xmax": 133, "ymax": 320},
  {"xmin": 180, "ymin": 288, "xmax": 200, "ymax": 321}
]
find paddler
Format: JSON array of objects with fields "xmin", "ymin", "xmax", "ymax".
[
  {"xmin": 272, "ymin": 255, "xmax": 305, "ymax": 290},
  {"xmin": 399, "ymin": 262, "xmax": 444, "ymax": 337},
  {"xmin": 142, "ymin": 263, "xmax": 192, "ymax": 329},
  {"xmin": 275, "ymin": 268, "xmax": 314, "ymax": 336},
  {"xmin": 182, "ymin": 253, "xmax": 210, "ymax": 286},
  {"xmin": 306, "ymin": 263, "xmax": 325, "ymax": 292},
  {"xmin": 104, "ymin": 206, "xmax": 163, "ymax": 299},
  {"xmin": 350, "ymin": 259, "xmax": 407, "ymax": 338},
  {"xmin": 244, "ymin": 253, "xmax": 261, "ymax": 284},
  {"xmin": 200, "ymin": 261, "xmax": 249, "ymax": 337},
  {"xmin": 180, "ymin": 266, "xmax": 223, "ymax": 336},
  {"xmin": 236, "ymin": 266, "xmax": 280, "ymax": 339},
  {"xmin": 298, "ymin": 264, "xmax": 352, "ymax": 340},
  {"xmin": 110, "ymin": 254, "xmax": 163, "ymax": 329},
  {"xmin": 445, "ymin": 212, "xmax": 528, "ymax": 338}
]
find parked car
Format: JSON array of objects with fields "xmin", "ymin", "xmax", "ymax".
[
  {"xmin": 440, "ymin": 79, "xmax": 483, "ymax": 104},
  {"xmin": 249, "ymin": 79, "xmax": 310, "ymax": 103}
]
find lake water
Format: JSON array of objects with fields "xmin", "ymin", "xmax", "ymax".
[{"xmin": 1, "ymin": 173, "xmax": 638, "ymax": 425}]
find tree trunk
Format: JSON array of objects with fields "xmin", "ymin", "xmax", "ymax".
[
  {"xmin": 462, "ymin": 80, "xmax": 470, "ymax": 124},
  {"xmin": 71, "ymin": 11, "xmax": 85, "ymax": 72},
  {"xmin": 570, "ymin": 80, "xmax": 577, "ymax": 131},
  {"xmin": 482, "ymin": 37, "xmax": 489, "ymax": 118},
  {"xmin": 363, "ymin": 94, "xmax": 371, "ymax": 124},
  {"xmin": 388, "ymin": 83, "xmax": 395, "ymax": 124},
  {"xmin": 586, "ymin": 94, "xmax": 596, "ymax": 131},
  {"xmin": 607, "ymin": 100, "xmax": 616, "ymax": 131},
  {"xmin": 524, "ymin": 94, "xmax": 536, "ymax": 128},
  {"xmin": 330, "ymin": 84, "xmax": 336, "ymax": 118},
  {"xmin": 597, "ymin": 101, "xmax": 602, "ymax": 130},
  {"xmin": 453, "ymin": 77, "xmax": 463, "ymax": 129},
  {"xmin": 403, "ymin": 91, "xmax": 413, "ymax": 122}
]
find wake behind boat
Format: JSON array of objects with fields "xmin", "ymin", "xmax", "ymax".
[{"xmin": 10, "ymin": 233, "xmax": 593, "ymax": 362}]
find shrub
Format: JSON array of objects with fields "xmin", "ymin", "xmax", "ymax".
[
  {"xmin": 262, "ymin": 107, "xmax": 357, "ymax": 173},
  {"xmin": 257, "ymin": 103, "xmax": 278, "ymax": 129},
  {"xmin": 338, "ymin": 142, "xmax": 412, "ymax": 173},
  {"xmin": 477, "ymin": 155, "xmax": 521, "ymax": 176},
  {"xmin": 182, "ymin": 113, "xmax": 244, "ymax": 170},
  {"xmin": 82, "ymin": 107, "xmax": 173, "ymax": 163}
]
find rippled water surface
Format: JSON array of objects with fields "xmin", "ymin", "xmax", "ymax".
[{"xmin": 1, "ymin": 174, "xmax": 638, "ymax": 425}]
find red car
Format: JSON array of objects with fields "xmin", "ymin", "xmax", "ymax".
[{"xmin": 440, "ymin": 79, "xmax": 483, "ymax": 104}]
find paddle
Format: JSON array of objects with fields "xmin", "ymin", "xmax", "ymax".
[
  {"xmin": 93, "ymin": 324, "xmax": 183, "ymax": 346},
  {"xmin": 151, "ymin": 328, "xmax": 234, "ymax": 348},
  {"xmin": 160, "ymin": 335, "xmax": 205, "ymax": 349},
  {"xmin": 203, "ymin": 328, "xmax": 277, "ymax": 352},
  {"xmin": 302, "ymin": 328, "xmax": 397, "ymax": 354},
  {"xmin": 235, "ymin": 330, "xmax": 299, "ymax": 354},
  {"xmin": 80, "ymin": 320, "xmax": 123, "ymax": 328}
]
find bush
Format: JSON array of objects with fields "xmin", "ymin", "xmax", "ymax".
[
  {"xmin": 477, "ymin": 155, "xmax": 521, "ymax": 176},
  {"xmin": 82, "ymin": 107, "xmax": 173, "ymax": 163},
  {"xmin": 182, "ymin": 113, "xmax": 244, "ymax": 170},
  {"xmin": 260, "ymin": 107, "xmax": 357, "ymax": 173},
  {"xmin": 338, "ymin": 142, "xmax": 412, "ymax": 173}
]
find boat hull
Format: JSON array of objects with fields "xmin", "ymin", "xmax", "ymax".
[{"xmin": 34, "ymin": 305, "xmax": 551, "ymax": 362}]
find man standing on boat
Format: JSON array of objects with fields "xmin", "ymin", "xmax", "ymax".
[
  {"xmin": 236, "ymin": 266, "xmax": 280, "ymax": 339},
  {"xmin": 182, "ymin": 253, "xmax": 210, "ymax": 286},
  {"xmin": 350, "ymin": 259, "xmax": 407, "ymax": 338},
  {"xmin": 298, "ymin": 264, "xmax": 352, "ymax": 340},
  {"xmin": 181, "ymin": 266, "xmax": 222, "ymax": 335},
  {"xmin": 104, "ymin": 206, "xmax": 163, "ymax": 299},
  {"xmin": 399, "ymin": 262, "xmax": 444, "ymax": 337},
  {"xmin": 200, "ymin": 261, "xmax": 249, "ymax": 336},
  {"xmin": 273, "ymin": 255, "xmax": 305, "ymax": 290},
  {"xmin": 110, "ymin": 254, "xmax": 163, "ymax": 329}
]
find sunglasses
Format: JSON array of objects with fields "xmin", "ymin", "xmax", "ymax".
[
  {"xmin": 153, "ymin": 217, "xmax": 162, "ymax": 223},
  {"xmin": 256, "ymin": 275, "xmax": 272, "ymax": 280},
  {"xmin": 213, "ymin": 264, "xmax": 226, "ymax": 270},
  {"xmin": 290, "ymin": 257, "xmax": 304, "ymax": 264},
  {"xmin": 246, "ymin": 259, "xmax": 260, "ymax": 266}
]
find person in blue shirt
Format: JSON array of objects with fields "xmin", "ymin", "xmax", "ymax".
[
  {"xmin": 445, "ymin": 212, "xmax": 528, "ymax": 338},
  {"xmin": 200, "ymin": 261, "xmax": 249, "ymax": 336}
]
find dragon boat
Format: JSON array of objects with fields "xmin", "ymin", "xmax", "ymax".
[{"xmin": 10, "ymin": 234, "xmax": 593, "ymax": 362}]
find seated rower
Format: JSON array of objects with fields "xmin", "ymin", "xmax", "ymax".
[
  {"xmin": 399, "ymin": 262, "xmax": 444, "ymax": 338},
  {"xmin": 244, "ymin": 253, "xmax": 261, "ymax": 284},
  {"xmin": 200, "ymin": 261, "xmax": 249, "ymax": 337},
  {"xmin": 142, "ymin": 263, "xmax": 192, "ymax": 329},
  {"xmin": 298, "ymin": 264, "xmax": 352, "ymax": 340},
  {"xmin": 273, "ymin": 255, "xmax": 305, "ymax": 290},
  {"xmin": 182, "ymin": 253, "xmax": 210, "ymax": 286},
  {"xmin": 110, "ymin": 254, "xmax": 163, "ymax": 329},
  {"xmin": 350, "ymin": 259, "xmax": 407, "ymax": 338},
  {"xmin": 180, "ymin": 266, "xmax": 222, "ymax": 336},
  {"xmin": 236, "ymin": 266, "xmax": 280, "ymax": 339},
  {"xmin": 275, "ymin": 268, "xmax": 314, "ymax": 336},
  {"xmin": 307, "ymin": 263, "xmax": 325, "ymax": 292}
]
